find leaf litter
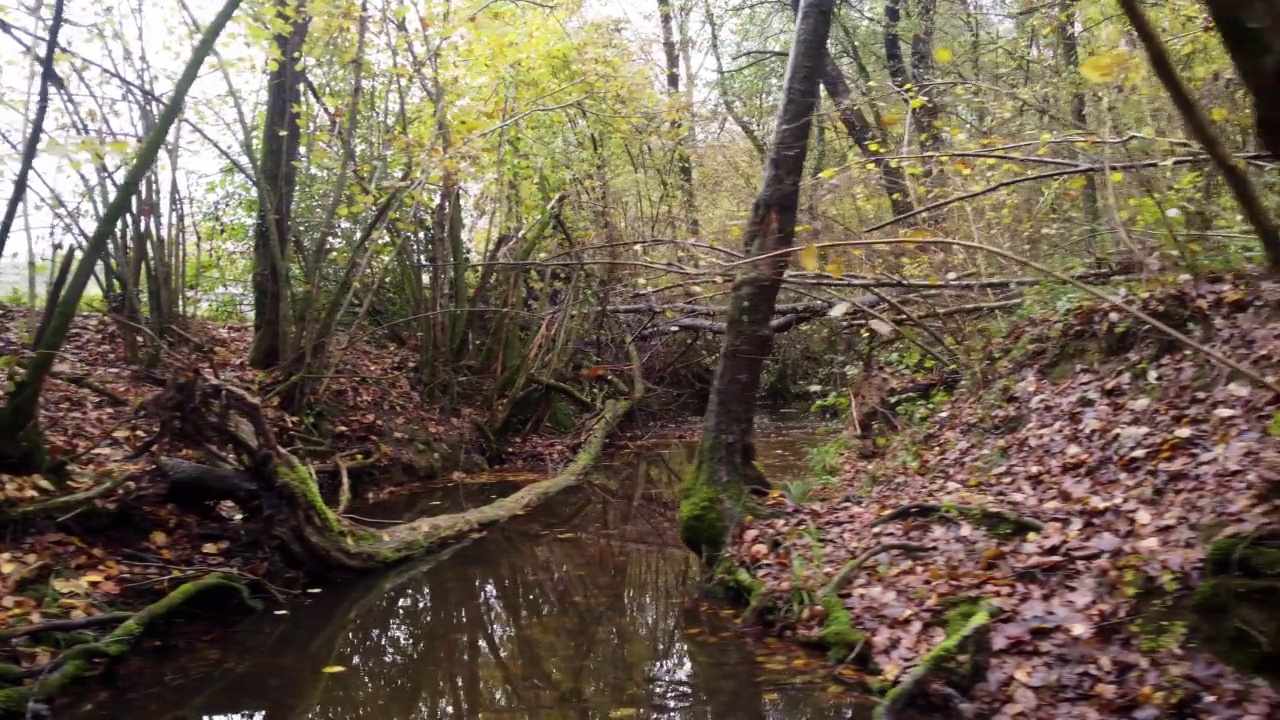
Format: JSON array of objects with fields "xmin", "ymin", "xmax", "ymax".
[
  {"xmin": 731, "ymin": 276, "xmax": 1280, "ymax": 719},
  {"xmin": 0, "ymin": 305, "xmax": 504, "ymax": 684}
]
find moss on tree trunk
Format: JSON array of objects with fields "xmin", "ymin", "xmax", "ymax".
[{"xmin": 677, "ymin": 0, "xmax": 836, "ymax": 565}]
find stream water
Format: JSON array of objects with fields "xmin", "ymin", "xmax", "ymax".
[{"xmin": 60, "ymin": 417, "xmax": 874, "ymax": 720}]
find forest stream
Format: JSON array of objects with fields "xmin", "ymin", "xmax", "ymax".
[{"xmin": 57, "ymin": 417, "xmax": 873, "ymax": 720}]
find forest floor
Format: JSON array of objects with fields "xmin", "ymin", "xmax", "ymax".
[
  {"xmin": 733, "ymin": 275, "xmax": 1280, "ymax": 719},
  {"xmin": 0, "ymin": 307, "xmax": 583, "ymax": 688}
]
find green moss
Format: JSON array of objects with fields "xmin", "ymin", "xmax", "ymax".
[
  {"xmin": 678, "ymin": 450, "xmax": 728, "ymax": 563},
  {"xmin": 0, "ymin": 665, "xmax": 24, "ymax": 686},
  {"xmin": 0, "ymin": 574, "xmax": 255, "ymax": 714},
  {"xmin": 1206, "ymin": 535, "xmax": 1280, "ymax": 577},
  {"xmin": 817, "ymin": 593, "xmax": 865, "ymax": 661},
  {"xmin": 874, "ymin": 601, "xmax": 994, "ymax": 718},
  {"xmin": 942, "ymin": 598, "xmax": 987, "ymax": 637},
  {"xmin": 714, "ymin": 562, "xmax": 768, "ymax": 620},
  {"xmin": 278, "ymin": 460, "xmax": 348, "ymax": 539}
]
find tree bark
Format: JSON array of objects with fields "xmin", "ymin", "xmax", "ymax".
[
  {"xmin": 0, "ymin": 0, "xmax": 244, "ymax": 473},
  {"xmin": 1056, "ymin": 0, "xmax": 1101, "ymax": 256},
  {"xmin": 1120, "ymin": 0, "xmax": 1280, "ymax": 271},
  {"xmin": 679, "ymin": 0, "xmax": 835, "ymax": 564},
  {"xmin": 1204, "ymin": 0, "xmax": 1280, "ymax": 157},
  {"xmin": 249, "ymin": 0, "xmax": 310, "ymax": 369},
  {"xmin": 657, "ymin": 0, "xmax": 698, "ymax": 240}
]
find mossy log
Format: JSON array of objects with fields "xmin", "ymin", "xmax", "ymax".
[
  {"xmin": 151, "ymin": 350, "xmax": 643, "ymax": 574},
  {"xmin": 874, "ymin": 601, "xmax": 994, "ymax": 720},
  {"xmin": 0, "ymin": 574, "xmax": 254, "ymax": 717},
  {"xmin": 273, "ymin": 394, "xmax": 637, "ymax": 570}
]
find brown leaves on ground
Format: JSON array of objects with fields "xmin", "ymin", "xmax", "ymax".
[
  {"xmin": 733, "ymin": 276, "xmax": 1280, "ymax": 719},
  {"xmin": 0, "ymin": 306, "xmax": 478, "ymax": 665}
]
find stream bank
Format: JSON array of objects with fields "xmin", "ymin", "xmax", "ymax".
[
  {"xmin": 0, "ymin": 304, "xmax": 627, "ymax": 713},
  {"xmin": 724, "ymin": 277, "xmax": 1280, "ymax": 719},
  {"xmin": 55, "ymin": 422, "xmax": 876, "ymax": 720}
]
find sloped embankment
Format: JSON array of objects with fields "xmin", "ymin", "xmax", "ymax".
[{"xmin": 731, "ymin": 276, "xmax": 1280, "ymax": 719}]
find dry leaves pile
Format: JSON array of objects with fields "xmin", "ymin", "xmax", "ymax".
[{"xmin": 733, "ymin": 277, "xmax": 1280, "ymax": 719}]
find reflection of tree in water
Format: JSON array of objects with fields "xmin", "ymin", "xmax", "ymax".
[{"xmin": 59, "ymin": 441, "xmax": 869, "ymax": 720}]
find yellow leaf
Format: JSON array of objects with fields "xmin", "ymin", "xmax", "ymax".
[
  {"xmin": 824, "ymin": 257, "xmax": 844, "ymax": 278},
  {"xmin": 201, "ymin": 543, "xmax": 221, "ymax": 554},
  {"xmin": 1110, "ymin": 172, "xmax": 1123, "ymax": 182},
  {"xmin": 934, "ymin": 47, "xmax": 953, "ymax": 64},
  {"xmin": 321, "ymin": 665, "xmax": 347, "ymax": 673},
  {"xmin": 796, "ymin": 244, "xmax": 821, "ymax": 271},
  {"xmin": 1080, "ymin": 52, "xmax": 1126, "ymax": 83},
  {"xmin": 149, "ymin": 531, "xmax": 169, "ymax": 547},
  {"xmin": 1210, "ymin": 106, "xmax": 1229, "ymax": 122},
  {"xmin": 82, "ymin": 574, "xmax": 104, "ymax": 583}
]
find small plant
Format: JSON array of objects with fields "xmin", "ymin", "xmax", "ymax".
[
  {"xmin": 780, "ymin": 477, "xmax": 820, "ymax": 503},
  {"xmin": 805, "ymin": 437, "xmax": 848, "ymax": 481},
  {"xmin": 809, "ymin": 392, "xmax": 849, "ymax": 417}
]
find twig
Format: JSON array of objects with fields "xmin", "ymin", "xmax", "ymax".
[{"xmin": 334, "ymin": 458, "xmax": 352, "ymax": 515}]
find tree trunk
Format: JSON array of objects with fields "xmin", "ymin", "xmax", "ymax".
[
  {"xmin": 0, "ymin": 0, "xmax": 244, "ymax": 473},
  {"xmin": 884, "ymin": 0, "xmax": 939, "ymax": 154},
  {"xmin": 706, "ymin": 1, "xmax": 767, "ymax": 159},
  {"xmin": 1204, "ymin": 0, "xmax": 1280, "ymax": 157},
  {"xmin": 656, "ymin": 0, "xmax": 698, "ymax": 240},
  {"xmin": 1056, "ymin": 0, "xmax": 1101, "ymax": 257},
  {"xmin": 678, "ymin": 0, "xmax": 835, "ymax": 564},
  {"xmin": 818, "ymin": 55, "xmax": 915, "ymax": 217},
  {"xmin": 249, "ymin": 0, "xmax": 310, "ymax": 369}
]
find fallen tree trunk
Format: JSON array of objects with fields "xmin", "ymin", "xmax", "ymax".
[{"xmin": 149, "ymin": 352, "xmax": 644, "ymax": 574}]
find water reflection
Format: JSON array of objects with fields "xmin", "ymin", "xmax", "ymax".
[{"xmin": 62, "ymin": 428, "xmax": 871, "ymax": 720}]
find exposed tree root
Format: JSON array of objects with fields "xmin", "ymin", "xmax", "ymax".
[
  {"xmin": 0, "ymin": 613, "xmax": 133, "ymax": 643},
  {"xmin": 820, "ymin": 542, "xmax": 930, "ymax": 598},
  {"xmin": 0, "ymin": 574, "xmax": 255, "ymax": 717},
  {"xmin": 874, "ymin": 601, "xmax": 994, "ymax": 720},
  {"xmin": 0, "ymin": 473, "xmax": 134, "ymax": 523},
  {"xmin": 870, "ymin": 502, "xmax": 1044, "ymax": 534},
  {"xmin": 145, "ymin": 349, "xmax": 644, "ymax": 574}
]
